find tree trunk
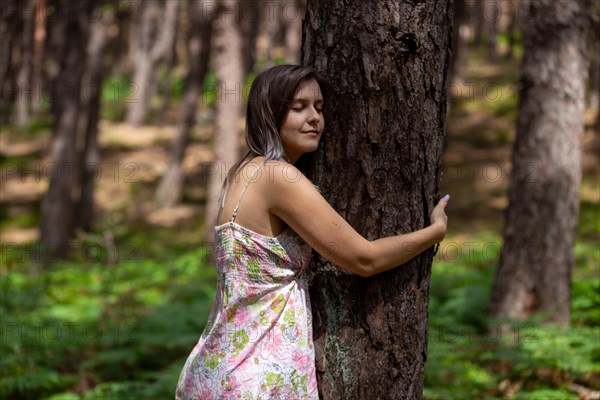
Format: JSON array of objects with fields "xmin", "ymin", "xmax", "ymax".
[
  {"xmin": 0, "ymin": 0, "xmax": 16, "ymax": 91},
  {"xmin": 505, "ymin": 0, "xmax": 518, "ymax": 59},
  {"xmin": 485, "ymin": 0, "xmax": 499, "ymax": 62},
  {"xmin": 262, "ymin": 0, "xmax": 281, "ymax": 69},
  {"xmin": 126, "ymin": 0, "xmax": 179, "ymax": 127},
  {"xmin": 15, "ymin": 0, "xmax": 36, "ymax": 129},
  {"xmin": 239, "ymin": 0, "xmax": 260, "ymax": 74},
  {"xmin": 157, "ymin": 0, "xmax": 183, "ymax": 126},
  {"xmin": 472, "ymin": 0, "xmax": 485, "ymax": 48},
  {"xmin": 155, "ymin": 0, "xmax": 214, "ymax": 208},
  {"xmin": 76, "ymin": 6, "xmax": 109, "ymax": 232},
  {"xmin": 302, "ymin": 0, "xmax": 453, "ymax": 398},
  {"xmin": 0, "ymin": 0, "xmax": 18, "ymax": 125},
  {"xmin": 40, "ymin": 0, "xmax": 99, "ymax": 264},
  {"xmin": 30, "ymin": 0, "xmax": 46, "ymax": 114},
  {"xmin": 203, "ymin": 0, "xmax": 245, "ymax": 244},
  {"xmin": 449, "ymin": 0, "xmax": 466, "ymax": 86},
  {"xmin": 284, "ymin": 0, "xmax": 304, "ymax": 64},
  {"xmin": 589, "ymin": 8, "xmax": 599, "ymax": 132},
  {"xmin": 489, "ymin": 0, "xmax": 590, "ymax": 326}
]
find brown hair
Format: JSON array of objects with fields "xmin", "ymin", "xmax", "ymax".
[{"xmin": 217, "ymin": 64, "xmax": 330, "ymax": 210}]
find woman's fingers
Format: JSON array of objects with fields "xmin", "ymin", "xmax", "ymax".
[{"xmin": 436, "ymin": 194, "xmax": 450, "ymax": 210}]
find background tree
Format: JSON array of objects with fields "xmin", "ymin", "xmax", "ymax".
[
  {"xmin": 203, "ymin": 0, "xmax": 245, "ymax": 243},
  {"xmin": 302, "ymin": 0, "xmax": 453, "ymax": 397},
  {"xmin": 75, "ymin": 5, "xmax": 112, "ymax": 232},
  {"xmin": 489, "ymin": 0, "xmax": 591, "ymax": 326},
  {"xmin": 239, "ymin": 0, "xmax": 260, "ymax": 75},
  {"xmin": 0, "ymin": 0, "xmax": 18, "ymax": 125},
  {"xmin": 155, "ymin": 0, "xmax": 215, "ymax": 208},
  {"xmin": 39, "ymin": 0, "xmax": 101, "ymax": 264},
  {"xmin": 283, "ymin": 0, "xmax": 304, "ymax": 64},
  {"xmin": 448, "ymin": 0, "xmax": 467, "ymax": 86},
  {"xmin": 14, "ymin": 0, "xmax": 36, "ymax": 129},
  {"xmin": 125, "ymin": 0, "xmax": 178, "ymax": 127}
]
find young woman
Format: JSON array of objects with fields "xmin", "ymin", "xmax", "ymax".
[{"xmin": 175, "ymin": 65, "xmax": 449, "ymax": 399}]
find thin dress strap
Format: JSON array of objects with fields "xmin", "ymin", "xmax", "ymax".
[{"xmin": 230, "ymin": 159, "xmax": 267, "ymax": 223}]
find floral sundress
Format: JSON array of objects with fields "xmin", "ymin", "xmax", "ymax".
[{"xmin": 175, "ymin": 161, "xmax": 318, "ymax": 399}]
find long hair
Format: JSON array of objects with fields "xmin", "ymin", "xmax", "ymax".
[{"xmin": 217, "ymin": 64, "xmax": 330, "ymax": 211}]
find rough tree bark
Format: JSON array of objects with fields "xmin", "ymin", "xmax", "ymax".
[
  {"xmin": 489, "ymin": 0, "xmax": 591, "ymax": 326},
  {"xmin": 302, "ymin": 0, "xmax": 453, "ymax": 398},
  {"xmin": 155, "ymin": 0, "xmax": 214, "ymax": 208},
  {"xmin": 40, "ymin": 0, "xmax": 99, "ymax": 264},
  {"xmin": 203, "ymin": 0, "xmax": 245, "ymax": 243}
]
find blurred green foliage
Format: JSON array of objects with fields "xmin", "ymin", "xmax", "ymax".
[
  {"xmin": 424, "ymin": 206, "xmax": 600, "ymax": 399},
  {"xmin": 100, "ymin": 76, "xmax": 131, "ymax": 121},
  {"xmin": 1, "ymin": 245, "xmax": 216, "ymax": 400}
]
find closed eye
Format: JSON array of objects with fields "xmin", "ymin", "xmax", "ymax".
[{"xmin": 291, "ymin": 99, "xmax": 324, "ymax": 111}]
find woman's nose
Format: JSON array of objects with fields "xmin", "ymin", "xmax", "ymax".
[{"xmin": 308, "ymin": 107, "xmax": 320, "ymax": 123}]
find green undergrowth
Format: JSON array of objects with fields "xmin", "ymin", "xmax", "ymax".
[
  {"xmin": 0, "ymin": 245, "xmax": 217, "ymax": 400},
  {"xmin": 424, "ymin": 205, "xmax": 600, "ymax": 399}
]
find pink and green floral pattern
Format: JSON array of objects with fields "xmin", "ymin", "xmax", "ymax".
[{"xmin": 175, "ymin": 221, "xmax": 318, "ymax": 399}]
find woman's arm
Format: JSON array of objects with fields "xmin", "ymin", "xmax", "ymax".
[{"xmin": 266, "ymin": 161, "xmax": 448, "ymax": 277}]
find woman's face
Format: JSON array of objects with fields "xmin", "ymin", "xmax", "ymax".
[{"xmin": 279, "ymin": 78, "xmax": 325, "ymax": 163}]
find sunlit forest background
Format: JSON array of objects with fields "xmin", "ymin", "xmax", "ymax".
[{"xmin": 1, "ymin": 0, "xmax": 598, "ymax": 399}]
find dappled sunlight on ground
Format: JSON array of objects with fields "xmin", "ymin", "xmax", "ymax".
[{"xmin": 0, "ymin": 120, "xmax": 219, "ymax": 245}]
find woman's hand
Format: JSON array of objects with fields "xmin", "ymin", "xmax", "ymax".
[{"xmin": 430, "ymin": 194, "xmax": 450, "ymax": 242}]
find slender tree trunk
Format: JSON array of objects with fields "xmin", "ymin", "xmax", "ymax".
[
  {"xmin": 472, "ymin": 0, "xmax": 485, "ymax": 48},
  {"xmin": 40, "ymin": 0, "xmax": 99, "ymax": 264},
  {"xmin": 125, "ymin": 0, "xmax": 140, "ymax": 74},
  {"xmin": 449, "ymin": 0, "xmax": 467, "ymax": 86},
  {"xmin": 0, "ymin": 0, "xmax": 16, "ymax": 91},
  {"xmin": 203, "ymin": 0, "xmax": 245, "ymax": 244},
  {"xmin": 284, "ymin": 0, "xmax": 303, "ymax": 64},
  {"xmin": 589, "ymin": 6, "xmax": 599, "ymax": 132},
  {"xmin": 0, "ymin": 0, "xmax": 18, "ymax": 125},
  {"xmin": 239, "ymin": 0, "xmax": 260, "ymax": 74},
  {"xmin": 155, "ymin": 0, "xmax": 214, "ymax": 208},
  {"xmin": 126, "ymin": 0, "xmax": 179, "ymax": 127},
  {"xmin": 486, "ymin": 0, "xmax": 499, "ymax": 62},
  {"xmin": 489, "ymin": 0, "xmax": 591, "ymax": 326},
  {"xmin": 302, "ymin": 0, "xmax": 453, "ymax": 398},
  {"xmin": 15, "ymin": 0, "xmax": 36, "ymax": 129},
  {"xmin": 157, "ymin": 1, "xmax": 181, "ymax": 126},
  {"xmin": 31, "ymin": 0, "xmax": 46, "ymax": 114},
  {"xmin": 76, "ymin": 6, "xmax": 109, "ymax": 232},
  {"xmin": 505, "ymin": 0, "xmax": 518, "ymax": 59},
  {"xmin": 263, "ymin": 0, "xmax": 281, "ymax": 68}
]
